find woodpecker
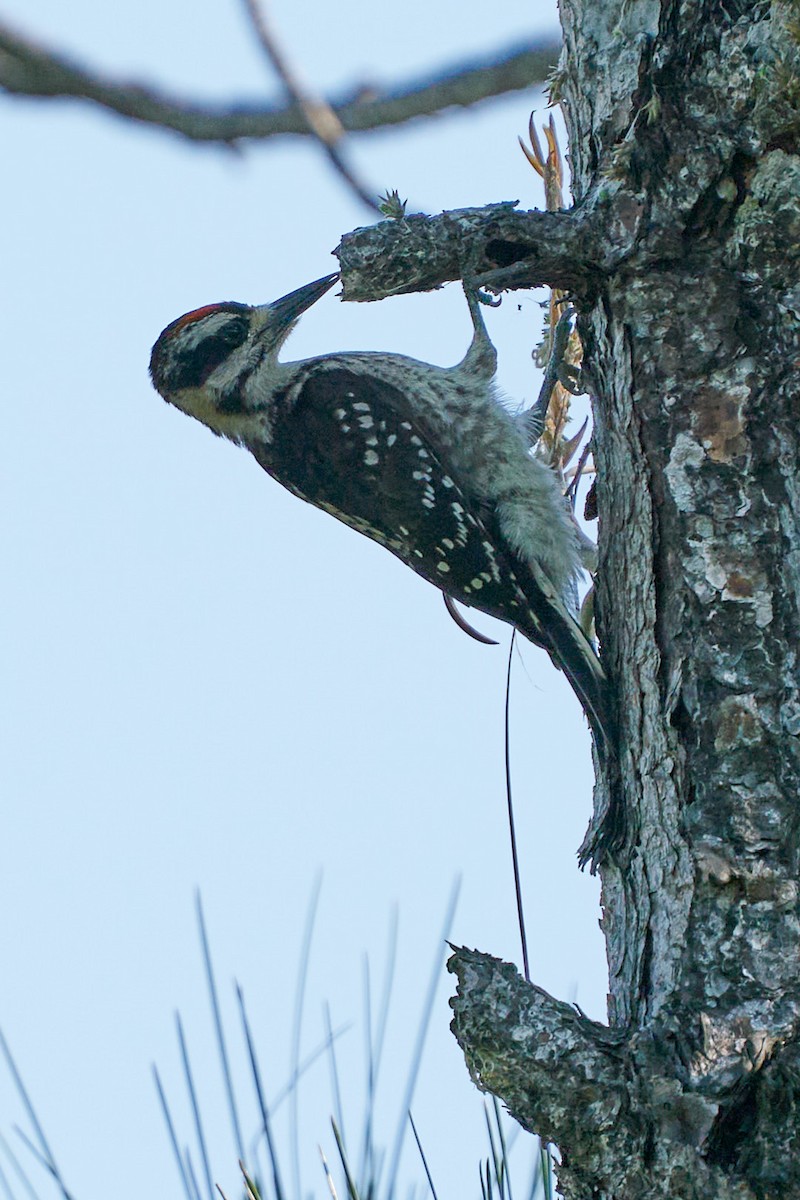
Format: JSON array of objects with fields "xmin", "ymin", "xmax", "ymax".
[{"xmin": 149, "ymin": 273, "xmax": 613, "ymax": 746}]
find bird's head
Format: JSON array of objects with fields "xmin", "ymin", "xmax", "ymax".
[{"xmin": 148, "ymin": 272, "xmax": 338, "ymax": 442}]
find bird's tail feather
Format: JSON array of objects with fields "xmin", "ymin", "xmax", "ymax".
[{"xmin": 513, "ymin": 560, "xmax": 614, "ymax": 750}]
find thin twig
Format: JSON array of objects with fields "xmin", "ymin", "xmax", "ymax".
[
  {"xmin": 0, "ymin": 1155, "xmax": 15, "ymax": 1200},
  {"xmin": 358, "ymin": 956, "xmax": 375, "ymax": 1189},
  {"xmin": 330, "ymin": 1118, "xmax": 360, "ymax": 1200},
  {"xmin": 385, "ymin": 880, "xmax": 460, "ymax": 1200},
  {"xmin": 0, "ymin": 21, "xmax": 560, "ymax": 144},
  {"xmin": 240, "ymin": 0, "xmax": 381, "ymax": 212},
  {"xmin": 0, "ymin": 1129, "xmax": 39, "ymax": 1200},
  {"xmin": 176, "ymin": 1013, "xmax": 215, "ymax": 1200},
  {"xmin": 504, "ymin": 632, "xmax": 530, "ymax": 982},
  {"xmin": 184, "ymin": 1152, "xmax": 206, "ymax": 1200},
  {"xmin": 153, "ymin": 1065, "xmax": 196, "ymax": 1200},
  {"xmin": 0, "ymin": 1029, "xmax": 71, "ymax": 1200},
  {"xmin": 10, "ymin": 1131, "xmax": 72, "ymax": 1200},
  {"xmin": 482, "ymin": 1103, "xmax": 504, "ymax": 1200},
  {"xmin": 324, "ymin": 1002, "xmax": 347, "ymax": 1151},
  {"xmin": 196, "ymin": 892, "xmax": 246, "ymax": 1163},
  {"xmin": 491, "ymin": 1098, "xmax": 514, "ymax": 1200},
  {"xmin": 236, "ymin": 984, "xmax": 286, "ymax": 1200},
  {"xmin": 269, "ymin": 1020, "xmax": 352, "ymax": 1114},
  {"xmin": 288, "ymin": 871, "xmax": 323, "ymax": 1200},
  {"xmin": 371, "ymin": 907, "xmax": 399, "ymax": 1093},
  {"xmin": 318, "ymin": 1144, "xmax": 340, "ymax": 1200},
  {"xmin": 408, "ymin": 1112, "xmax": 438, "ymax": 1200},
  {"xmin": 357, "ymin": 908, "xmax": 398, "ymax": 1190}
]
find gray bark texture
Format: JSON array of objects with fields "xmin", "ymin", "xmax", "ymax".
[{"xmin": 340, "ymin": 1, "xmax": 800, "ymax": 1196}]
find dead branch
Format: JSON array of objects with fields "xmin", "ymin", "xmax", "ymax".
[{"xmin": 0, "ymin": 21, "xmax": 561, "ymax": 145}]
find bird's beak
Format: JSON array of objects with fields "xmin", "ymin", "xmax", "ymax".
[{"xmin": 259, "ymin": 272, "xmax": 339, "ymax": 331}]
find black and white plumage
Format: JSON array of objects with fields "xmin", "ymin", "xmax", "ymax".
[{"xmin": 149, "ymin": 273, "xmax": 612, "ymax": 745}]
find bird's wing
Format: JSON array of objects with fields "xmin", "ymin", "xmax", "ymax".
[{"xmin": 252, "ymin": 364, "xmax": 612, "ymax": 745}]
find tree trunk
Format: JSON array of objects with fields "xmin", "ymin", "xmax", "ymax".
[{"xmin": 446, "ymin": 2, "xmax": 800, "ymax": 1197}]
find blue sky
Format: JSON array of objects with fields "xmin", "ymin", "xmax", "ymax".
[{"xmin": 1, "ymin": 2, "xmax": 607, "ymax": 1197}]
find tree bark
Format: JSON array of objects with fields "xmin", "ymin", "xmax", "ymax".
[
  {"xmin": 342, "ymin": 1, "xmax": 800, "ymax": 1197},
  {"xmin": 447, "ymin": 0, "xmax": 800, "ymax": 1195}
]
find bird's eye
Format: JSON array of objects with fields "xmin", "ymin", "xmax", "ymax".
[{"xmin": 150, "ymin": 304, "xmax": 251, "ymax": 393}]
